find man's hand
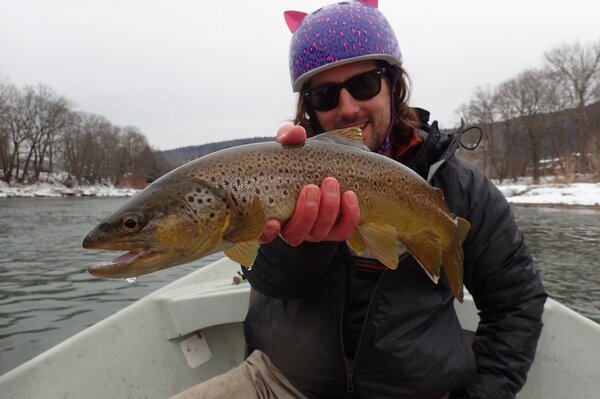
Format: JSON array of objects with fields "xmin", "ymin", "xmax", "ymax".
[{"xmin": 259, "ymin": 125, "xmax": 360, "ymax": 246}]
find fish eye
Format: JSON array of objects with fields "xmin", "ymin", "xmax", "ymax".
[{"xmin": 120, "ymin": 213, "xmax": 143, "ymax": 233}]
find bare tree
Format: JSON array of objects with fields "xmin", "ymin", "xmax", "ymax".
[
  {"xmin": 113, "ymin": 126, "xmax": 150, "ymax": 186},
  {"xmin": 0, "ymin": 82, "xmax": 11, "ymax": 180},
  {"xmin": 545, "ymin": 40, "xmax": 600, "ymax": 170},
  {"xmin": 58, "ymin": 114, "xmax": 160, "ymax": 186},
  {"xmin": 501, "ymin": 69, "xmax": 563, "ymax": 183},
  {"xmin": 459, "ymin": 85, "xmax": 522, "ymax": 182},
  {"xmin": 0, "ymin": 83, "xmax": 28, "ymax": 183},
  {"xmin": 2, "ymin": 76, "xmax": 174, "ymax": 187},
  {"xmin": 15, "ymin": 85, "xmax": 70, "ymax": 182}
]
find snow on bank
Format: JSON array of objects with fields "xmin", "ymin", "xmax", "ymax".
[
  {"xmin": 0, "ymin": 180, "xmax": 139, "ymax": 198},
  {"xmin": 496, "ymin": 183, "xmax": 600, "ymax": 207},
  {"xmin": 1, "ymin": 179, "xmax": 599, "ymax": 207}
]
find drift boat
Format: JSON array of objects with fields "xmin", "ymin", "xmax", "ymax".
[{"xmin": 0, "ymin": 257, "xmax": 598, "ymax": 398}]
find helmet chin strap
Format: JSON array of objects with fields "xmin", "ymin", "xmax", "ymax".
[{"xmin": 376, "ymin": 69, "xmax": 399, "ymax": 154}]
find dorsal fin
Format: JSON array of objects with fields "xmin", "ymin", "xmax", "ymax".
[{"xmin": 310, "ymin": 128, "xmax": 370, "ymax": 151}]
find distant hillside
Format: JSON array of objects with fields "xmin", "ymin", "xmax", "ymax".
[{"xmin": 160, "ymin": 136, "xmax": 274, "ymax": 167}]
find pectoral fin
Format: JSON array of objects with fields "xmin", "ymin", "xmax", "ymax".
[
  {"xmin": 224, "ymin": 241, "xmax": 260, "ymax": 269},
  {"xmin": 356, "ymin": 223, "xmax": 405, "ymax": 269},
  {"xmin": 224, "ymin": 196, "xmax": 267, "ymax": 243}
]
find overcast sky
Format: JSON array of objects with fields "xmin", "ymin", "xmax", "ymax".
[{"xmin": 1, "ymin": 0, "xmax": 599, "ymax": 151}]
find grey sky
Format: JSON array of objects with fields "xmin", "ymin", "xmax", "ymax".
[{"xmin": 1, "ymin": 0, "xmax": 599, "ymax": 150}]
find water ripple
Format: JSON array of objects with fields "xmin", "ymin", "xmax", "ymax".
[{"xmin": 0, "ymin": 198, "xmax": 598, "ymax": 376}]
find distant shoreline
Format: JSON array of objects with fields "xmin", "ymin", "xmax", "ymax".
[
  {"xmin": 0, "ymin": 182, "xmax": 139, "ymax": 199},
  {"xmin": 2, "ymin": 181, "xmax": 599, "ymax": 210},
  {"xmin": 510, "ymin": 203, "xmax": 600, "ymax": 211}
]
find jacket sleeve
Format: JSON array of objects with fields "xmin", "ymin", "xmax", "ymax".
[
  {"xmin": 244, "ymin": 237, "xmax": 341, "ymax": 299},
  {"xmin": 436, "ymin": 159, "xmax": 548, "ymax": 399}
]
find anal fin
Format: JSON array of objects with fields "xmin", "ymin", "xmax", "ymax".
[
  {"xmin": 224, "ymin": 241, "xmax": 260, "ymax": 269},
  {"xmin": 404, "ymin": 233, "xmax": 443, "ymax": 284},
  {"xmin": 441, "ymin": 217, "xmax": 470, "ymax": 303},
  {"xmin": 356, "ymin": 223, "xmax": 405, "ymax": 269}
]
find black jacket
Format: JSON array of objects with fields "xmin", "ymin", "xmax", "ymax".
[{"xmin": 244, "ymin": 121, "xmax": 547, "ymax": 398}]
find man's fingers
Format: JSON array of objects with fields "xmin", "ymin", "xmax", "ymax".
[
  {"xmin": 307, "ymin": 177, "xmax": 341, "ymax": 242},
  {"xmin": 259, "ymin": 219, "xmax": 282, "ymax": 244},
  {"xmin": 276, "ymin": 124, "xmax": 307, "ymax": 145},
  {"xmin": 326, "ymin": 191, "xmax": 360, "ymax": 241},
  {"xmin": 280, "ymin": 184, "xmax": 320, "ymax": 246}
]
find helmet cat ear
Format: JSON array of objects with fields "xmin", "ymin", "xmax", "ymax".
[
  {"xmin": 359, "ymin": 0, "xmax": 379, "ymax": 7},
  {"xmin": 284, "ymin": 10, "xmax": 308, "ymax": 33}
]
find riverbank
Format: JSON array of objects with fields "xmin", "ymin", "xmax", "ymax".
[
  {"xmin": 496, "ymin": 182, "xmax": 600, "ymax": 208},
  {"xmin": 2, "ymin": 178, "xmax": 599, "ymax": 208},
  {"xmin": 0, "ymin": 180, "xmax": 139, "ymax": 198}
]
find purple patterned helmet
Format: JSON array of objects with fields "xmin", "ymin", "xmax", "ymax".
[{"xmin": 285, "ymin": 0, "xmax": 403, "ymax": 92}]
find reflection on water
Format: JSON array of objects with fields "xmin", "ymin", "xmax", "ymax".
[
  {"xmin": 513, "ymin": 206, "xmax": 600, "ymax": 323},
  {"xmin": 0, "ymin": 197, "xmax": 222, "ymax": 376},
  {"xmin": 0, "ymin": 199, "xmax": 599, "ymax": 376}
]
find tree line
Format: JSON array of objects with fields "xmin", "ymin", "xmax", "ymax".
[
  {"xmin": 3, "ymin": 39, "xmax": 599, "ymax": 188},
  {"xmin": 458, "ymin": 40, "xmax": 600, "ymax": 183},
  {"xmin": 0, "ymin": 81, "xmax": 170, "ymax": 186}
]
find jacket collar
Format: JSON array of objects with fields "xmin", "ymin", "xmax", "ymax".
[{"xmin": 410, "ymin": 119, "xmax": 467, "ymax": 183}]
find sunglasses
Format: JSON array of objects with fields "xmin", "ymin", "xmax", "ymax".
[{"xmin": 302, "ymin": 67, "xmax": 386, "ymax": 112}]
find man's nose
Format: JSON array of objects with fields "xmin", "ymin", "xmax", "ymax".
[{"xmin": 337, "ymin": 88, "xmax": 360, "ymax": 118}]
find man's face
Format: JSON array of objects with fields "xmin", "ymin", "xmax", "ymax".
[{"xmin": 309, "ymin": 60, "xmax": 392, "ymax": 151}]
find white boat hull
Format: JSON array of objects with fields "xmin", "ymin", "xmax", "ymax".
[{"xmin": 1, "ymin": 257, "xmax": 598, "ymax": 398}]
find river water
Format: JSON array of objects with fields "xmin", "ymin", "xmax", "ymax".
[{"xmin": 0, "ymin": 197, "xmax": 599, "ymax": 376}]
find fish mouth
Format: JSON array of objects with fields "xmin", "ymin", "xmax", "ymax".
[{"xmin": 86, "ymin": 244, "xmax": 167, "ymax": 279}]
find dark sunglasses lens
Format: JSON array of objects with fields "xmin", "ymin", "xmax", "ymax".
[
  {"xmin": 308, "ymin": 86, "xmax": 340, "ymax": 111},
  {"xmin": 347, "ymin": 70, "xmax": 382, "ymax": 100},
  {"xmin": 305, "ymin": 68, "xmax": 384, "ymax": 112}
]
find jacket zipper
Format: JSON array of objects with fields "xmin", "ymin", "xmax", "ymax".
[
  {"xmin": 346, "ymin": 373, "xmax": 354, "ymax": 394},
  {"xmin": 339, "ymin": 260, "xmax": 354, "ymax": 396},
  {"xmin": 343, "ymin": 267, "xmax": 388, "ymax": 397}
]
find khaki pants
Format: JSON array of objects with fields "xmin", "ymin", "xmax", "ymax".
[{"xmin": 169, "ymin": 350, "xmax": 307, "ymax": 399}]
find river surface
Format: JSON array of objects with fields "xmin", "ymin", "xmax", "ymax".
[{"xmin": 1, "ymin": 197, "xmax": 599, "ymax": 376}]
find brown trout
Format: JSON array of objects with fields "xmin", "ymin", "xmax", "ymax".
[{"xmin": 83, "ymin": 128, "xmax": 470, "ymax": 301}]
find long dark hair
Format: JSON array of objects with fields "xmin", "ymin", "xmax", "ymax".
[{"xmin": 293, "ymin": 62, "xmax": 421, "ymax": 146}]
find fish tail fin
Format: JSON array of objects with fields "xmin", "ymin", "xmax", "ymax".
[{"xmin": 441, "ymin": 217, "xmax": 470, "ymax": 303}]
